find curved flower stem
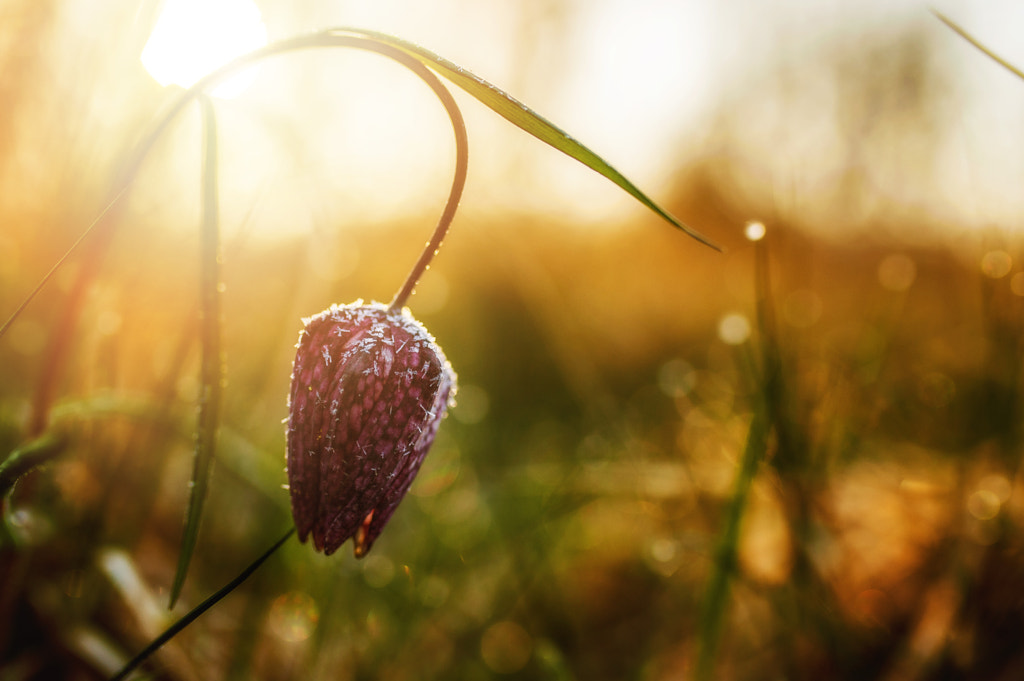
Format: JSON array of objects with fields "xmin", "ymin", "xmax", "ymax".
[
  {"xmin": 18, "ymin": 30, "xmax": 469, "ymax": 443},
  {"xmin": 109, "ymin": 527, "xmax": 295, "ymax": 681},
  {"xmin": 387, "ymin": 65, "xmax": 467, "ymax": 311}
]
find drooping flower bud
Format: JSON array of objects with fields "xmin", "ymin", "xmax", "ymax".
[{"xmin": 286, "ymin": 301, "xmax": 456, "ymax": 557}]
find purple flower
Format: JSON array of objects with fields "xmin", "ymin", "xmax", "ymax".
[{"xmin": 286, "ymin": 301, "xmax": 456, "ymax": 557}]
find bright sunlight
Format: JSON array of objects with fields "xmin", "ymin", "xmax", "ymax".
[{"xmin": 140, "ymin": 0, "xmax": 268, "ymax": 98}]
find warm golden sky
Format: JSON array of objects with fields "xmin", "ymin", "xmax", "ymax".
[
  {"xmin": 9, "ymin": 0, "xmax": 1024, "ymax": 245},
  {"xmin": 135, "ymin": 0, "xmax": 1024, "ymax": 239}
]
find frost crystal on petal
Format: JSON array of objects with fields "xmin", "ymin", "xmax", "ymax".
[{"xmin": 286, "ymin": 301, "xmax": 456, "ymax": 556}]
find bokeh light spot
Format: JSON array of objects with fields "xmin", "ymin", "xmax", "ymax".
[
  {"xmin": 268, "ymin": 591, "xmax": 319, "ymax": 643},
  {"xmin": 980, "ymin": 250, "xmax": 1012, "ymax": 279},
  {"xmin": 481, "ymin": 620, "xmax": 533, "ymax": 674},
  {"xmin": 432, "ymin": 483, "xmax": 493, "ymax": 551},
  {"xmin": 744, "ymin": 220, "xmax": 766, "ymax": 241},
  {"xmin": 967, "ymin": 489, "xmax": 1001, "ymax": 521},
  {"xmin": 645, "ymin": 537, "xmax": 684, "ymax": 577},
  {"xmin": 1011, "ymin": 272, "xmax": 1024, "ymax": 296},
  {"xmin": 649, "ymin": 537, "xmax": 678, "ymax": 563},
  {"xmin": 419, "ymin": 575, "xmax": 451, "ymax": 608},
  {"xmin": 978, "ymin": 474, "xmax": 1012, "ymax": 504},
  {"xmin": 717, "ymin": 313, "xmax": 751, "ymax": 345},
  {"xmin": 877, "ymin": 254, "xmax": 917, "ymax": 292},
  {"xmin": 657, "ymin": 358, "xmax": 697, "ymax": 398},
  {"xmin": 739, "ymin": 492, "xmax": 793, "ymax": 585}
]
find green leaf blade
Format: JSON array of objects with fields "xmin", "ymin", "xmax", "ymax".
[
  {"xmin": 170, "ymin": 95, "xmax": 224, "ymax": 608},
  {"xmin": 330, "ymin": 28, "xmax": 721, "ymax": 251}
]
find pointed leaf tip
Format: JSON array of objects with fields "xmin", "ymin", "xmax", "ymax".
[{"xmin": 326, "ymin": 27, "xmax": 720, "ymax": 250}]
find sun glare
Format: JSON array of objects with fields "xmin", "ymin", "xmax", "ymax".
[{"xmin": 141, "ymin": 0, "xmax": 268, "ymax": 98}]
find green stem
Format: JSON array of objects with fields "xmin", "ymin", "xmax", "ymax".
[
  {"xmin": 387, "ymin": 60, "xmax": 468, "ymax": 311},
  {"xmin": 168, "ymin": 94, "xmax": 224, "ymax": 608},
  {"xmin": 695, "ymin": 401, "xmax": 768, "ymax": 681},
  {"xmin": 15, "ymin": 30, "xmax": 470, "ymax": 451},
  {"xmin": 2, "ymin": 431, "xmax": 68, "ymax": 549},
  {"xmin": 696, "ymin": 235, "xmax": 775, "ymax": 680},
  {"xmin": 109, "ymin": 527, "xmax": 295, "ymax": 681},
  {"xmin": 0, "ymin": 431, "xmax": 68, "ymax": 500}
]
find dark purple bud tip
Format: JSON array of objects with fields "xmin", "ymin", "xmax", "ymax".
[{"xmin": 286, "ymin": 301, "xmax": 456, "ymax": 557}]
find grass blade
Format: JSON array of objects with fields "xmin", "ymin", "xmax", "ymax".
[
  {"xmin": 110, "ymin": 527, "xmax": 295, "ymax": 681},
  {"xmin": 1, "ymin": 431, "xmax": 68, "ymax": 501},
  {"xmin": 695, "ymin": 398, "xmax": 768, "ymax": 681},
  {"xmin": 696, "ymin": 234, "xmax": 775, "ymax": 679},
  {"xmin": 169, "ymin": 95, "xmax": 224, "ymax": 608},
  {"xmin": 149, "ymin": 27, "xmax": 717, "ymax": 249},
  {"xmin": 3, "ymin": 25, "xmax": 718, "ymax": 437},
  {"xmin": 324, "ymin": 28, "xmax": 720, "ymax": 251},
  {"xmin": 0, "ymin": 187, "xmax": 129, "ymax": 342},
  {"xmin": 933, "ymin": 11, "xmax": 1024, "ymax": 82}
]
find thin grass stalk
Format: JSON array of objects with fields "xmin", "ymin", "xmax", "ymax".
[
  {"xmin": 8, "ymin": 27, "xmax": 717, "ymax": 443},
  {"xmin": 0, "ymin": 186, "xmax": 129, "ymax": 342},
  {"xmin": 933, "ymin": 11, "xmax": 1024, "ymax": 82},
  {"xmin": 753, "ymin": 235, "xmax": 777, "ymax": 382},
  {"xmin": 695, "ymin": 397, "xmax": 769, "ymax": 681},
  {"xmin": 11, "ymin": 32, "xmax": 469, "ymax": 519},
  {"xmin": 168, "ymin": 95, "xmax": 224, "ymax": 608},
  {"xmin": 24, "ymin": 205, "xmax": 126, "ymax": 437},
  {"xmin": 695, "ymin": 235, "xmax": 775, "ymax": 680},
  {"xmin": 109, "ymin": 527, "xmax": 295, "ymax": 681},
  {"xmin": 6, "ymin": 33, "xmax": 467, "ymax": 608}
]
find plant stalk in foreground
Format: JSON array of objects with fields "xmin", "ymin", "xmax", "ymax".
[{"xmin": 109, "ymin": 527, "xmax": 295, "ymax": 681}]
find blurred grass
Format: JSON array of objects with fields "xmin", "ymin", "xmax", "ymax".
[
  {"xmin": 2, "ymin": 2, "xmax": 1024, "ymax": 681},
  {"xmin": 169, "ymin": 94, "xmax": 225, "ymax": 609},
  {"xmin": 5, "ymin": 208, "xmax": 1024, "ymax": 680}
]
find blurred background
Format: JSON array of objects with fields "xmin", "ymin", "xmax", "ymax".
[{"xmin": 2, "ymin": 0, "xmax": 1024, "ymax": 679}]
